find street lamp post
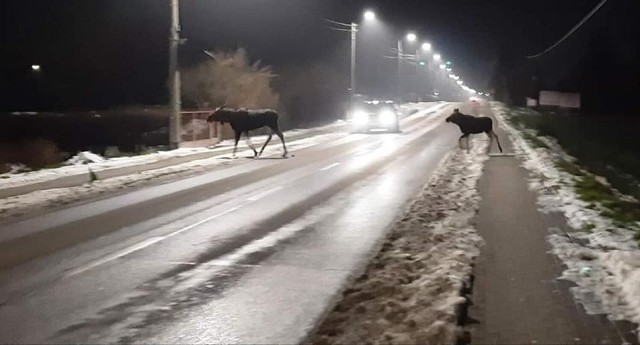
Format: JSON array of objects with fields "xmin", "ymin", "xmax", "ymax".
[
  {"xmin": 350, "ymin": 22, "xmax": 357, "ymax": 98},
  {"xmin": 328, "ymin": 10, "xmax": 374, "ymax": 103},
  {"xmin": 168, "ymin": 0, "xmax": 182, "ymax": 148},
  {"xmin": 397, "ymin": 33, "xmax": 416, "ymax": 101}
]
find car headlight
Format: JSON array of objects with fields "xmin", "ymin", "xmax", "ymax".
[
  {"xmin": 379, "ymin": 109, "xmax": 396, "ymax": 126},
  {"xmin": 352, "ymin": 110, "xmax": 369, "ymax": 125}
]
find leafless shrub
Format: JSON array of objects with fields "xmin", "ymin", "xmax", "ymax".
[{"xmin": 181, "ymin": 48, "xmax": 279, "ymax": 110}]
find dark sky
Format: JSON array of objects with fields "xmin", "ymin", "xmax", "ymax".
[{"xmin": 1, "ymin": 0, "xmax": 635, "ymax": 111}]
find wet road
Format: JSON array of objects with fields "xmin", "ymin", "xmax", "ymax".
[{"xmin": 0, "ymin": 102, "xmax": 461, "ymax": 344}]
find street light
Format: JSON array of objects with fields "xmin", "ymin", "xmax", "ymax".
[
  {"xmin": 327, "ymin": 10, "xmax": 374, "ymax": 100},
  {"xmin": 406, "ymin": 32, "xmax": 417, "ymax": 42},
  {"xmin": 433, "ymin": 53, "xmax": 441, "ymax": 61},
  {"xmin": 364, "ymin": 10, "xmax": 375, "ymax": 21},
  {"xmin": 439, "ymin": 64, "xmax": 446, "ymax": 69},
  {"xmin": 31, "ymin": 65, "xmax": 41, "ymax": 71},
  {"xmin": 421, "ymin": 42, "xmax": 432, "ymax": 51},
  {"xmin": 457, "ymin": 80, "xmax": 464, "ymax": 85}
]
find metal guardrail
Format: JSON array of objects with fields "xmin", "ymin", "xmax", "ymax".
[{"xmin": 179, "ymin": 111, "xmax": 218, "ymax": 143}]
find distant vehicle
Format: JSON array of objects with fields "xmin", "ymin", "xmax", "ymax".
[{"xmin": 347, "ymin": 99, "xmax": 399, "ymax": 133}]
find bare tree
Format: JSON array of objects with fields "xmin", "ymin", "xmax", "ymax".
[{"xmin": 181, "ymin": 48, "xmax": 279, "ymax": 110}]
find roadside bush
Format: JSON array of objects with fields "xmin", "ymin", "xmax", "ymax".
[
  {"xmin": 0, "ymin": 139, "xmax": 64, "ymax": 170},
  {"xmin": 181, "ymin": 48, "xmax": 279, "ymax": 110}
]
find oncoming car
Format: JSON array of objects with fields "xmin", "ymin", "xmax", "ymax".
[{"xmin": 348, "ymin": 100, "xmax": 399, "ymax": 133}]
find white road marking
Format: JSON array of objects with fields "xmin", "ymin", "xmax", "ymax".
[
  {"xmin": 63, "ymin": 103, "xmax": 452, "ymax": 279},
  {"xmin": 246, "ymin": 186, "xmax": 283, "ymax": 202},
  {"xmin": 320, "ymin": 162, "xmax": 341, "ymax": 171},
  {"xmin": 64, "ymin": 205, "xmax": 242, "ymax": 277}
]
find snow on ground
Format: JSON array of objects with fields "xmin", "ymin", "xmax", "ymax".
[
  {"xmin": 0, "ymin": 132, "xmax": 346, "ymax": 221},
  {"xmin": 311, "ymin": 137, "xmax": 488, "ymax": 344},
  {"xmin": 490, "ymin": 101, "xmax": 640, "ymax": 339},
  {"xmin": 0, "ymin": 122, "xmax": 345, "ymax": 190}
]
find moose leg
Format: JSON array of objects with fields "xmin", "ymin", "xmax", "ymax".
[
  {"xmin": 466, "ymin": 135, "xmax": 471, "ymax": 153},
  {"xmin": 244, "ymin": 131, "xmax": 258, "ymax": 157},
  {"xmin": 458, "ymin": 133, "xmax": 469, "ymax": 149},
  {"xmin": 258, "ymin": 134, "xmax": 273, "ymax": 156},
  {"xmin": 492, "ymin": 131, "xmax": 503, "ymax": 153},
  {"xmin": 275, "ymin": 130, "xmax": 288, "ymax": 157},
  {"xmin": 233, "ymin": 131, "xmax": 241, "ymax": 158},
  {"xmin": 486, "ymin": 131, "xmax": 494, "ymax": 154}
]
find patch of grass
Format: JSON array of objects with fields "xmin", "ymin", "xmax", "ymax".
[
  {"xmin": 582, "ymin": 223, "xmax": 596, "ymax": 233},
  {"xmin": 575, "ymin": 175, "xmax": 640, "ymax": 225},
  {"xmin": 555, "ymin": 159, "xmax": 584, "ymax": 176},
  {"xmin": 507, "ymin": 107, "xmax": 640, "ymax": 201},
  {"xmin": 522, "ymin": 132, "xmax": 549, "ymax": 149}
]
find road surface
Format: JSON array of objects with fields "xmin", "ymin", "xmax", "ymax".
[{"xmin": 0, "ymin": 102, "xmax": 460, "ymax": 344}]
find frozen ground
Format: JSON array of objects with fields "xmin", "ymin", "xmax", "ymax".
[
  {"xmin": 0, "ymin": 132, "xmax": 346, "ymax": 221},
  {"xmin": 311, "ymin": 136, "xmax": 488, "ymax": 344},
  {"xmin": 491, "ymin": 102, "xmax": 640, "ymax": 340},
  {"xmin": 0, "ymin": 122, "xmax": 345, "ymax": 190}
]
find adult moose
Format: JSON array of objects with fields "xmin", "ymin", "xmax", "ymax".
[
  {"xmin": 207, "ymin": 106, "xmax": 288, "ymax": 158},
  {"xmin": 445, "ymin": 108, "xmax": 503, "ymax": 154}
]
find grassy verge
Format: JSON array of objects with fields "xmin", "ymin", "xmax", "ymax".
[{"xmin": 503, "ymin": 106, "xmax": 640, "ymax": 241}]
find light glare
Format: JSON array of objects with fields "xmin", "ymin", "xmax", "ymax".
[{"xmin": 364, "ymin": 10, "xmax": 375, "ymax": 21}]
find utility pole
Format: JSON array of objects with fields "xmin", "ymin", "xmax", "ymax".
[
  {"xmin": 168, "ymin": 0, "xmax": 181, "ymax": 148},
  {"xmin": 350, "ymin": 22, "xmax": 357, "ymax": 100},
  {"xmin": 397, "ymin": 39, "xmax": 403, "ymax": 100}
]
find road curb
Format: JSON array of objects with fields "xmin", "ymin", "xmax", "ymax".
[{"xmin": 0, "ymin": 125, "xmax": 344, "ymax": 199}]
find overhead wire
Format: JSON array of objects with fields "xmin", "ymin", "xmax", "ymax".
[{"xmin": 526, "ymin": 0, "xmax": 609, "ymax": 59}]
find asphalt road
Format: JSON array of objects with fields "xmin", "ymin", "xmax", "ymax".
[{"xmin": 0, "ymin": 102, "xmax": 461, "ymax": 344}]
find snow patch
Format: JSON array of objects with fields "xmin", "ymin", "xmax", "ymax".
[
  {"xmin": 66, "ymin": 151, "xmax": 106, "ymax": 165},
  {"xmin": 312, "ymin": 136, "xmax": 488, "ymax": 344},
  {"xmin": 0, "ymin": 133, "xmax": 346, "ymax": 220},
  {"xmin": 0, "ymin": 122, "xmax": 346, "ymax": 190}
]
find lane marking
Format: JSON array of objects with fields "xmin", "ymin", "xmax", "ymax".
[
  {"xmin": 246, "ymin": 186, "xmax": 283, "ymax": 202},
  {"xmin": 65, "ymin": 205, "xmax": 242, "ymax": 278},
  {"xmin": 63, "ymin": 103, "xmax": 452, "ymax": 279},
  {"xmin": 320, "ymin": 162, "xmax": 341, "ymax": 171}
]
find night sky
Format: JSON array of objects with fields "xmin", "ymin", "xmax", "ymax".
[{"xmin": 1, "ymin": 0, "xmax": 637, "ymax": 111}]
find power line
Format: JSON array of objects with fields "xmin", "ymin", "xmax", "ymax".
[
  {"xmin": 324, "ymin": 18, "xmax": 351, "ymax": 27},
  {"xmin": 526, "ymin": 0, "xmax": 609, "ymax": 59}
]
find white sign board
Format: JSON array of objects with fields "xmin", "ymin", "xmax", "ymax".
[
  {"xmin": 526, "ymin": 97, "xmax": 538, "ymax": 107},
  {"xmin": 539, "ymin": 90, "xmax": 581, "ymax": 109}
]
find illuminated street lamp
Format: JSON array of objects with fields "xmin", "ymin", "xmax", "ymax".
[
  {"xmin": 31, "ymin": 65, "xmax": 41, "ymax": 71},
  {"xmin": 421, "ymin": 42, "xmax": 432, "ymax": 51},
  {"xmin": 406, "ymin": 32, "xmax": 417, "ymax": 42},
  {"xmin": 457, "ymin": 80, "xmax": 464, "ymax": 85},
  {"xmin": 439, "ymin": 64, "xmax": 446, "ymax": 69},
  {"xmin": 328, "ymin": 9, "xmax": 376, "ymax": 99},
  {"xmin": 433, "ymin": 53, "xmax": 441, "ymax": 61},
  {"xmin": 364, "ymin": 10, "xmax": 375, "ymax": 21}
]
